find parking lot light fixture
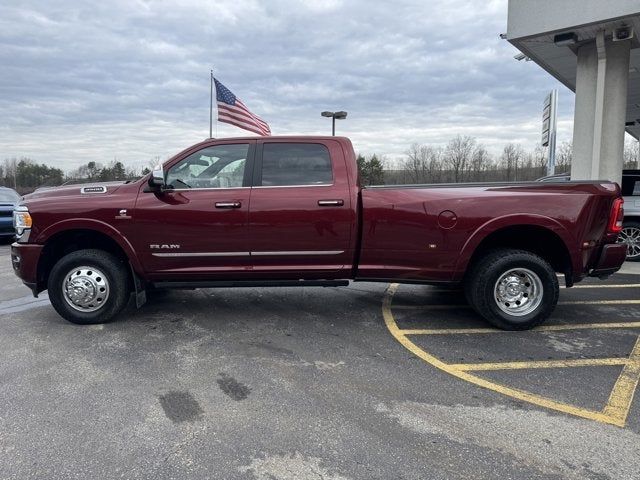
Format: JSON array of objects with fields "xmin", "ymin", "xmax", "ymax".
[{"xmin": 321, "ymin": 110, "xmax": 348, "ymax": 136}]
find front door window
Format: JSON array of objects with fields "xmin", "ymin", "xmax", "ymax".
[{"xmin": 166, "ymin": 144, "xmax": 249, "ymax": 189}]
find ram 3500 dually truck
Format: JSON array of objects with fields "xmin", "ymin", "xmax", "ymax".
[{"xmin": 11, "ymin": 136, "xmax": 627, "ymax": 330}]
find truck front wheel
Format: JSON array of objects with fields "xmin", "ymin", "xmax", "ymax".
[
  {"xmin": 465, "ymin": 249, "xmax": 559, "ymax": 330},
  {"xmin": 48, "ymin": 249, "xmax": 130, "ymax": 324}
]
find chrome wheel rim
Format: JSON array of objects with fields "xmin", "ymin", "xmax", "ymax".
[
  {"xmin": 62, "ymin": 266, "xmax": 110, "ymax": 312},
  {"xmin": 494, "ymin": 268, "xmax": 543, "ymax": 317},
  {"xmin": 617, "ymin": 226, "xmax": 640, "ymax": 260}
]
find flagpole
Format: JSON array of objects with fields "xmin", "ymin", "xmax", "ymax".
[{"xmin": 209, "ymin": 69, "xmax": 213, "ymax": 138}]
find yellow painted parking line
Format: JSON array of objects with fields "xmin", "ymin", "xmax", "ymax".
[
  {"xmin": 391, "ymin": 304, "xmax": 471, "ymax": 310},
  {"xmin": 383, "ymin": 283, "xmax": 639, "ymax": 427},
  {"xmin": 392, "ymin": 299, "xmax": 640, "ymax": 310},
  {"xmin": 603, "ymin": 336, "xmax": 640, "ymax": 425},
  {"xmin": 400, "ymin": 322, "xmax": 640, "ymax": 335},
  {"xmin": 573, "ymin": 284, "xmax": 640, "ymax": 289},
  {"xmin": 450, "ymin": 358, "xmax": 629, "ymax": 371},
  {"xmin": 564, "ymin": 300, "xmax": 640, "ymax": 305}
]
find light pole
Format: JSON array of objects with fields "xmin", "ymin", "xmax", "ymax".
[{"xmin": 321, "ymin": 111, "xmax": 347, "ymax": 136}]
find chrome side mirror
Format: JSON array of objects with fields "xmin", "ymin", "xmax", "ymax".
[{"xmin": 148, "ymin": 164, "xmax": 165, "ymax": 190}]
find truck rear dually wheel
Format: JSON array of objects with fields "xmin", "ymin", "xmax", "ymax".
[
  {"xmin": 48, "ymin": 249, "xmax": 130, "ymax": 324},
  {"xmin": 465, "ymin": 249, "xmax": 559, "ymax": 330}
]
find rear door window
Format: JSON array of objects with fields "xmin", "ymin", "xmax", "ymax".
[{"xmin": 259, "ymin": 143, "xmax": 332, "ymax": 186}]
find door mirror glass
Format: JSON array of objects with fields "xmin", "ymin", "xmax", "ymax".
[{"xmin": 149, "ymin": 164, "xmax": 165, "ymax": 189}]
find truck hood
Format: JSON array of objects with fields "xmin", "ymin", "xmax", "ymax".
[{"xmin": 23, "ymin": 181, "xmax": 127, "ymax": 201}]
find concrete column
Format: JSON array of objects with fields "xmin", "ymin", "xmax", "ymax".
[
  {"xmin": 600, "ymin": 39, "xmax": 631, "ymax": 183},
  {"xmin": 571, "ymin": 41, "xmax": 598, "ymax": 180},
  {"xmin": 571, "ymin": 36, "xmax": 631, "ymax": 185}
]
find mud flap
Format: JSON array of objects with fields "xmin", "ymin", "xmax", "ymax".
[{"xmin": 129, "ymin": 263, "xmax": 147, "ymax": 308}]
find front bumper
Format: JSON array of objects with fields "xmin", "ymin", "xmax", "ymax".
[
  {"xmin": 589, "ymin": 243, "xmax": 627, "ymax": 278},
  {"xmin": 10, "ymin": 242, "xmax": 43, "ymax": 296}
]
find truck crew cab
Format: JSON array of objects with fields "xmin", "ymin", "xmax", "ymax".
[{"xmin": 11, "ymin": 136, "xmax": 627, "ymax": 330}]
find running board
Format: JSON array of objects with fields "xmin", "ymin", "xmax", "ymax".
[{"xmin": 151, "ymin": 280, "xmax": 350, "ymax": 289}]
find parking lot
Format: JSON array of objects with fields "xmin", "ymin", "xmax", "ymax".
[{"xmin": 1, "ymin": 243, "xmax": 639, "ymax": 480}]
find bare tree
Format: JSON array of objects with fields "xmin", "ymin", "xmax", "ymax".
[
  {"xmin": 556, "ymin": 141, "xmax": 573, "ymax": 174},
  {"xmin": 445, "ymin": 135, "xmax": 476, "ymax": 183},
  {"xmin": 403, "ymin": 144, "xmax": 443, "ymax": 183},
  {"xmin": 403, "ymin": 143, "xmax": 429, "ymax": 183},
  {"xmin": 500, "ymin": 143, "xmax": 524, "ymax": 181},
  {"xmin": 3, "ymin": 158, "xmax": 19, "ymax": 189},
  {"xmin": 532, "ymin": 144, "xmax": 547, "ymax": 178},
  {"xmin": 426, "ymin": 147, "xmax": 444, "ymax": 183},
  {"xmin": 468, "ymin": 145, "xmax": 491, "ymax": 182},
  {"xmin": 623, "ymin": 138, "xmax": 639, "ymax": 169}
]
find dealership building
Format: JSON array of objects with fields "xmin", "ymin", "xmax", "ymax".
[{"xmin": 507, "ymin": 0, "xmax": 640, "ymax": 184}]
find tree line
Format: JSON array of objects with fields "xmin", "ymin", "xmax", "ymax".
[
  {"xmin": 2, "ymin": 136, "xmax": 638, "ymax": 193},
  {"xmin": 358, "ymin": 135, "xmax": 639, "ymax": 186},
  {"xmin": 0, "ymin": 158, "xmax": 146, "ymax": 194}
]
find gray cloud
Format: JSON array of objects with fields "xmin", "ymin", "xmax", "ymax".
[{"xmin": 0, "ymin": 0, "xmax": 573, "ymax": 171}]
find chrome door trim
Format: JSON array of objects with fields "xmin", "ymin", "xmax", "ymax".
[
  {"xmin": 251, "ymin": 250, "xmax": 344, "ymax": 256},
  {"xmin": 152, "ymin": 252, "xmax": 250, "ymax": 257},
  {"xmin": 164, "ymin": 186, "xmax": 251, "ymax": 192},
  {"xmin": 251, "ymin": 184, "xmax": 334, "ymax": 189}
]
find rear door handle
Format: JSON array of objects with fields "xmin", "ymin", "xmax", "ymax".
[
  {"xmin": 318, "ymin": 199, "xmax": 344, "ymax": 207},
  {"xmin": 215, "ymin": 202, "xmax": 241, "ymax": 209}
]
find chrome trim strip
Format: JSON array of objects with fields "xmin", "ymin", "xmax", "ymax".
[
  {"xmin": 152, "ymin": 252, "xmax": 250, "ymax": 257},
  {"xmin": 165, "ymin": 187, "xmax": 250, "ymax": 192},
  {"xmin": 251, "ymin": 250, "xmax": 344, "ymax": 256},
  {"xmin": 252, "ymin": 184, "xmax": 333, "ymax": 189},
  {"xmin": 152, "ymin": 250, "xmax": 344, "ymax": 258}
]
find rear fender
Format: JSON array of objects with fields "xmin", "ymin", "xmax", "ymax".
[{"xmin": 453, "ymin": 214, "xmax": 577, "ymax": 279}]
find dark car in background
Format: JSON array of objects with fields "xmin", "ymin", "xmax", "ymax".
[
  {"xmin": 538, "ymin": 169, "xmax": 640, "ymax": 261},
  {"xmin": 0, "ymin": 187, "xmax": 21, "ymax": 241}
]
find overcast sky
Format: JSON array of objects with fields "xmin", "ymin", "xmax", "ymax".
[{"xmin": 0, "ymin": 0, "xmax": 574, "ymax": 171}]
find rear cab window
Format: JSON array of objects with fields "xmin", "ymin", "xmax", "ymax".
[{"xmin": 258, "ymin": 143, "xmax": 333, "ymax": 186}]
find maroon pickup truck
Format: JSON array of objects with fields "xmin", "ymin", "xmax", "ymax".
[{"xmin": 11, "ymin": 136, "xmax": 626, "ymax": 330}]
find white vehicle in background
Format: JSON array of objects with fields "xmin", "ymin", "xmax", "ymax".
[{"xmin": 538, "ymin": 170, "xmax": 640, "ymax": 261}]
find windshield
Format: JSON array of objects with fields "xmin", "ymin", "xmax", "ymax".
[{"xmin": 0, "ymin": 189, "xmax": 19, "ymax": 203}]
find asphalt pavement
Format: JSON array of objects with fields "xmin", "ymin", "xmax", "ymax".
[{"xmin": 0, "ymin": 242, "xmax": 639, "ymax": 480}]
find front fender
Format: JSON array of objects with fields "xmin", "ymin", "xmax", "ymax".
[
  {"xmin": 453, "ymin": 214, "xmax": 577, "ymax": 279},
  {"xmin": 35, "ymin": 218, "xmax": 144, "ymax": 275}
]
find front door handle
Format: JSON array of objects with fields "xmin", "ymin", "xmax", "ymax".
[
  {"xmin": 215, "ymin": 202, "xmax": 241, "ymax": 209},
  {"xmin": 318, "ymin": 199, "xmax": 344, "ymax": 207}
]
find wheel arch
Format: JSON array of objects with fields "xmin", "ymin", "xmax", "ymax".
[
  {"xmin": 455, "ymin": 217, "xmax": 575, "ymax": 285},
  {"xmin": 35, "ymin": 224, "xmax": 140, "ymax": 293}
]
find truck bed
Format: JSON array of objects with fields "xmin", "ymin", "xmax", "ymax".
[{"xmin": 357, "ymin": 181, "xmax": 620, "ymax": 283}]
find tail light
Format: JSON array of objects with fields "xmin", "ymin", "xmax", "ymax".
[{"xmin": 607, "ymin": 198, "xmax": 624, "ymax": 234}]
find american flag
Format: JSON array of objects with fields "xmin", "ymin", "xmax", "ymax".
[{"xmin": 214, "ymin": 78, "xmax": 271, "ymax": 136}]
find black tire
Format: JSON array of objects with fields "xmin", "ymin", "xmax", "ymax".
[
  {"xmin": 465, "ymin": 249, "xmax": 559, "ymax": 330},
  {"xmin": 618, "ymin": 221, "xmax": 640, "ymax": 262},
  {"xmin": 47, "ymin": 249, "xmax": 130, "ymax": 324}
]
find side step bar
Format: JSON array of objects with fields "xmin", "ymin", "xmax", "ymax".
[{"xmin": 151, "ymin": 280, "xmax": 350, "ymax": 289}]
